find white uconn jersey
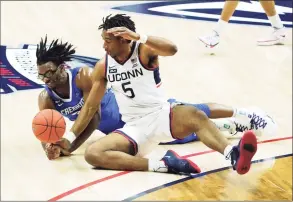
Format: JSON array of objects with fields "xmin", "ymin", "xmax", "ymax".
[{"xmin": 105, "ymin": 42, "xmax": 166, "ymax": 122}]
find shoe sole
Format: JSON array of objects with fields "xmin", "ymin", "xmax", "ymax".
[
  {"xmin": 257, "ymin": 37, "xmax": 285, "ymax": 46},
  {"xmin": 236, "ymin": 130, "xmax": 257, "ymax": 175},
  {"xmin": 168, "ymin": 150, "xmax": 201, "ymax": 173},
  {"xmin": 198, "ymin": 37, "xmax": 219, "ymax": 48}
]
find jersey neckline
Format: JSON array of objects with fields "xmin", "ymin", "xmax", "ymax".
[{"xmin": 113, "ymin": 41, "xmax": 137, "ymax": 66}]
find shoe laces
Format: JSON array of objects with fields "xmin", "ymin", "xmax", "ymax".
[
  {"xmin": 232, "ymin": 121, "xmax": 249, "ymax": 136},
  {"xmin": 249, "ymin": 113, "xmax": 267, "ymax": 130},
  {"xmin": 227, "ymin": 146, "xmax": 239, "ymax": 170}
]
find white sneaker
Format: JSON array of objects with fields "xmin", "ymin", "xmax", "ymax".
[
  {"xmin": 198, "ymin": 31, "xmax": 220, "ymax": 48},
  {"xmin": 212, "ymin": 118, "xmax": 236, "ymax": 134},
  {"xmin": 257, "ymin": 27, "xmax": 286, "ymax": 46},
  {"xmin": 248, "ymin": 110, "xmax": 277, "ymax": 137},
  {"xmin": 233, "ymin": 109, "xmax": 277, "ymax": 137}
]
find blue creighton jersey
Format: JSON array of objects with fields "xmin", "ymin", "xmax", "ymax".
[
  {"xmin": 45, "ymin": 67, "xmax": 125, "ymax": 134},
  {"xmin": 45, "ymin": 67, "xmax": 84, "ymax": 121}
]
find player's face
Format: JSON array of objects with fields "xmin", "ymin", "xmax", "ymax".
[
  {"xmin": 37, "ymin": 62, "xmax": 67, "ymax": 89},
  {"xmin": 102, "ymin": 30, "xmax": 123, "ymax": 58}
]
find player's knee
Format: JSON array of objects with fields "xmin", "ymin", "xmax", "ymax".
[
  {"xmin": 84, "ymin": 145, "xmax": 106, "ymax": 167},
  {"xmin": 189, "ymin": 106, "xmax": 209, "ymax": 120},
  {"xmin": 188, "ymin": 107, "xmax": 210, "ymax": 130},
  {"xmin": 173, "ymin": 105, "xmax": 209, "ymax": 132},
  {"xmin": 195, "ymin": 107, "xmax": 209, "ymax": 121}
]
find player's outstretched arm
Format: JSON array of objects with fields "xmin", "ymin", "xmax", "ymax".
[
  {"xmin": 66, "ymin": 67, "xmax": 101, "ymax": 153},
  {"xmin": 37, "ymin": 67, "xmax": 102, "ymax": 159},
  {"xmin": 70, "ymin": 58, "xmax": 107, "ymax": 136}
]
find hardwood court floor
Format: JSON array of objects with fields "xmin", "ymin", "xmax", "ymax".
[{"xmin": 135, "ymin": 156, "xmax": 292, "ymax": 201}]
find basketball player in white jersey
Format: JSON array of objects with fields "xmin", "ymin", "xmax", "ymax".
[{"xmin": 66, "ymin": 14, "xmax": 272, "ymax": 175}]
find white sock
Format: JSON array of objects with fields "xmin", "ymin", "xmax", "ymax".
[
  {"xmin": 224, "ymin": 145, "xmax": 234, "ymax": 160},
  {"xmin": 268, "ymin": 14, "xmax": 284, "ymax": 29},
  {"xmin": 232, "ymin": 108, "xmax": 250, "ymax": 119},
  {"xmin": 213, "ymin": 19, "xmax": 228, "ymax": 36},
  {"xmin": 148, "ymin": 159, "xmax": 168, "ymax": 173}
]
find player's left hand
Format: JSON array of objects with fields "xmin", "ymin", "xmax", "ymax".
[{"xmin": 107, "ymin": 27, "xmax": 140, "ymax": 41}]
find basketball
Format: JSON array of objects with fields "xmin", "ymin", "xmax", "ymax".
[{"xmin": 32, "ymin": 109, "xmax": 66, "ymax": 143}]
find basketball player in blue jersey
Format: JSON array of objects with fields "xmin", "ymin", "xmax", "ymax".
[{"xmin": 64, "ymin": 14, "xmax": 277, "ymax": 176}]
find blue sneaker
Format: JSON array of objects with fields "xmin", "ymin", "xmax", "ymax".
[
  {"xmin": 230, "ymin": 130, "xmax": 257, "ymax": 175},
  {"xmin": 161, "ymin": 150, "xmax": 201, "ymax": 175}
]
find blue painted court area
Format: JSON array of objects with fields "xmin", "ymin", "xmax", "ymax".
[{"xmin": 112, "ymin": 0, "xmax": 292, "ymax": 27}]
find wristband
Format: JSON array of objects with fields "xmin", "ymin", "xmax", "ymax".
[
  {"xmin": 138, "ymin": 34, "xmax": 148, "ymax": 44},
  {"xmin": 63, "ymin": 131, "xmax": 76, "ymax": 144}
]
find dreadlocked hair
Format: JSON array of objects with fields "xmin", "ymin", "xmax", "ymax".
[
  {"xmin": 36, "ymin": 35, "xmax": 76, "ymax": 66},
  {"xmin": 98, "ymin": 14, "xmax": 136, "ymax": 32}
]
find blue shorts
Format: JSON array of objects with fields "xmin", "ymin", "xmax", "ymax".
[{"xmin": 167, "ymin": 98, "xmax": 211, "ymax": 117}]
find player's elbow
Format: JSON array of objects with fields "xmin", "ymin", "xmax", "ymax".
[
  {"xmin": 164, "ymin": 44, "xmax": 178, "ymax": 56},
  {"xmin": 170, "ymin": 44, "xmax": 178, "ymax": 55}
]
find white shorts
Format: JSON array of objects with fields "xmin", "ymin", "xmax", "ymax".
[{"xmin": 113, "ymin": 102, "xmax": 178, "ymax": 156}]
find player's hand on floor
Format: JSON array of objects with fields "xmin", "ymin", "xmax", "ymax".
[
  {"xmin": 55, "ymin": 138, "xmax": 71, "ymax": 156},
  {"xmin": 45, "ymin": 139, "xmax": 71, "ymax": 160},
  {"xmin": 45, "ymin": 143, "xmax": 62, "ymax": 160}
]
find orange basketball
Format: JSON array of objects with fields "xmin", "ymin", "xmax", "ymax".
[{"xmin": 32, "ymin": 109, "xmax": 66, "ymax": 143}]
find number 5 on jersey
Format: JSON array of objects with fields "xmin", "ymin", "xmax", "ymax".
[{"xmin": 122, "ymin": 81, "xmax": 135, "ymax": 98}]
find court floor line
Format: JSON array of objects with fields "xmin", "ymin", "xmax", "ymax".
[
  {"xmin": 48, "ymin": 136, "xmax": 292, "ymax": 201},
  {"xmin": 123, "ymin": 153, "xmax": 293, "ymax": 201}
]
